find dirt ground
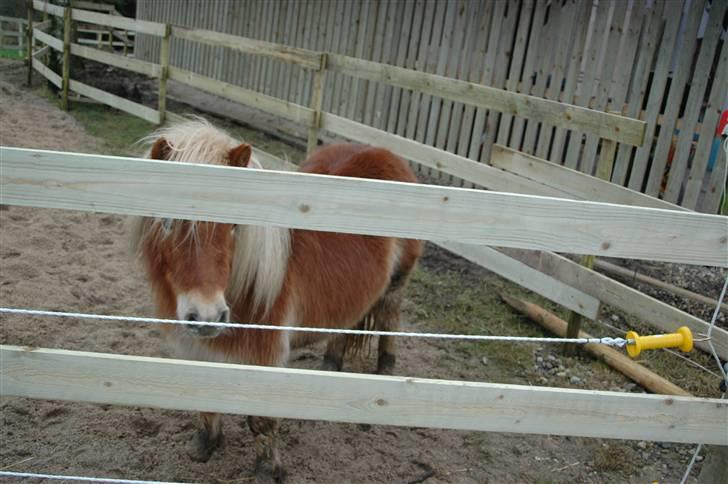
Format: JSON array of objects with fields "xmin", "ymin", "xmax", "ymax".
[{"xmin": 1, "ymin": 58, "xmax": 725, "ymax": 483}]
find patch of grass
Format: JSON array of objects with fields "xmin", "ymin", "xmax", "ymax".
[
  {"xmin": 591, "ymin": 444, "xmax": 636, "ymax": 473},
  {"xmin": 0, "ymin": 48, "xmax": 25, "ymax": 60},
  {"xmin": 67, "ymin": 103, "xmax": 154, "ymax": 156}
]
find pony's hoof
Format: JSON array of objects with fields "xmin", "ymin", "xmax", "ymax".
[
  {"xmin": 254, "ymin": 459, "xmax": 287, "ymax": 483},
  {"xmin": 376, "ymin": 352, "xmax": 396, "ymax": 375},
  {"xmin": 187, "ymin": 428, "xmax": 223, "ymax": 463}
]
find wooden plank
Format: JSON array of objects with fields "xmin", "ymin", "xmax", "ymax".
[
  {"xmin": 31, "ymin": 57, "xmax": 61, "ymax": 88},
  {"xmin": 424, "ymin": 0, "xmax": 458, "ymax": 147},
  {"xmin": 70, "ymin": 42, "xmax": 160, "ymax": 77},
  {"xmin": 563, "ymin": 0, "xmax": 611, "ymax": 170},
  {"xmin": 405, "ymin": 0, "xmax": 436, "ymax": 139},
  {"xmin": 71, "ymin": 7, "xmax": 166, "ymax": 36},
  {"xmin": 413, "ymin": 0, "xmax": 447, "ymax": 145},
  {"xmin": 456, "ymin": 0, "xmax": 495, "ymax": 155},
  {"xmin": 3, "ymin": 146, "xmax": 726, "ymax": 266},
  {"xmin": 445, "ymin": 0, "xmax": 482, "ymax": 153},
  {"xmin": 369, "ymin": 0, "xmax": 396, "ymax": 129},
  {"xmin": 69, "ymin": 79, "xmax": 160, "ymax": 124},
  {"xmin": 32, "ymin": 0, "xmax": 64, "ymax": 18},
  {"xmin": 72, "ymin": 1, "xmax": 116, "ymax": 13},
  {"xmin": 548, "ymin": 1, "xmax": 592, "ymax": 163},
  {"xmin": 500, "ymin": 294, "xmax": 691, "ymax": 397},
  {"xmin": 627, "ymin": 8, "xmax": 682, "ymax": 190},
  {"xmin": 170, "ymin": 25, "xmax": 323, "ymax": 70},
  {"xmin": 61, "ymin": 6, "xmax": 71, "ymax": 111},
  {"xmin": 490, "ymin": 145, "xmax": 689, "ymax": 211},
  {"xmin": 385, "ymin": 0, "xmax": 415, "ymax": 133},
  {"xmin": 32, "ymin": 27, "xmax": 62, "ymax": 51},
  {"xmin": 467, "ymin": 0, "xmax": 506, "ymax": 160},
  {"xmin": 580, "ymin": 1, "xmax": 629, "ymax": 176},
  {"xmin": 326, "ymin": 55, "xmax": 645, "ymax": 146},
  {"xmin": 2, "ymin": 346, "xmax": 726, "ymax": 445},
  {"xmin": 523, "ymin": 0, "xmax": 561, "ymax": 156},
  {"xmin": 167, "ymin": 66, "xmax": 315, "ymax": 126},
  {"xmin": 323, "ymin": 113, "xmax": 573, "ymax": 197},
  {"xmin": 480, "ymin": 0, "xmax": 522, "ymax": 162},
  {"xmin": 439, "ymin": 242, "xmax": 600, "ymax": 319},
  {"xmin": 508, "ymin": 0, "xmax": 547, "ymax": 151},
  {"xmin": 503, "ymin": 249, "xmax": 728, "ymax": 359},
  {"xmin": 688, "ymin": 40, "xmax": 728, "ymax": 211},
  {"xmin": 663, "ymin": 0, "xmax": 726, "ymax": 203},
  {"xmin": 644, "ymin": 4, "xmax": 703, "ymax": 197},
  {"xmin": 497, "ymin": 0, "xmax": 535, "ymax": 148},
  {"xmin": 612, "ymin": 1, "xmax": 664, "ymax": 185}
]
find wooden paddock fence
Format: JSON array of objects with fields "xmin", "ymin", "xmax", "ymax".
[
  {"xmin": 1, "ymin": 145, "xmax": 727, "ymax": 448},
  {"xmin": 132, "ymin": 0, "xmax": 728, "ymax": 214},
  {"xmin": 0, "ymin": 16, "xmax": 27, "ymax": 51},
  {"xmin": 24, "ymin": 0, "xmax": 728, "ymax": 364}
]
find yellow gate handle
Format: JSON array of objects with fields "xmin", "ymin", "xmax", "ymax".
[{"xmin": 625, "ymin": 326, "xmax": 693, "ymax": 358}]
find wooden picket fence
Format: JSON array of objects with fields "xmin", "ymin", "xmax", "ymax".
[{"xmin": 133, "ymin": 0, "xmax": 727, "ymax": 214}]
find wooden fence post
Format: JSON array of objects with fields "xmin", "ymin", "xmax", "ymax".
[
  {"xmin": 26, "ymin": 1, "xmax": 33, "ymax": 87},
  {"xmin": 60, "ymin": 5, "xmax": 71, "ymax": 111},
  {"xmin": 307, "ymin": 53, "xmax": 328, "ymax": 155},
  {"xmin": 564, "ymin": 138, "xmax": 616, "ymax": 354},
  {"xmin": 157, "ymin": 24, "xmax": 171, "ymax": 125}
]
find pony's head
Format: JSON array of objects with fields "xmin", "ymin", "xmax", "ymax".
[{"xmin": 131, "ymin": 119, "xmax": 260, "ymax": 338}]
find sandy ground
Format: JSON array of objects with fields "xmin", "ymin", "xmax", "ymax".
[{"xmin": 0, "ymin": 58, "xmax": 721, "ymax": 483}]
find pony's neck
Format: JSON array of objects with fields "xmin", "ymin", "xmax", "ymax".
[{"xmin": 228, "ymin": 224, "xmax": 291, "ymax": 319}]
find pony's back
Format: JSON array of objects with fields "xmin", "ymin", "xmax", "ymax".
[{"xmin": 300, "ymin": 144, "xmax": 418, "ymax": 184}]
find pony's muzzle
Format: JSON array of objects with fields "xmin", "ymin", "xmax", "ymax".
[{"xmin": 177, "ymin": 293, "xmax": 230, "ymax": 338}]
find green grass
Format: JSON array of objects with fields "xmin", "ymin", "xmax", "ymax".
[
  {"xmin": 0, "ymin": 48, "xmax": 25, "ymax": 60},
  {"xmin": 64, "ymin": 103, "xmax": 155, "ymax": 156}
]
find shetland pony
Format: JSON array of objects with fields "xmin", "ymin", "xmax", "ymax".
[{"xmin": 130, "ymin": 120, "xmax": 422, "ymax": 481}]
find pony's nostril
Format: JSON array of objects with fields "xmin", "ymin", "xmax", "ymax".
[
  {"xmin": 218, "ymin": 309, "xmax": 229, "ymax": 322},
  {"xmin": 186, "ymin": 312, "xmax": 200, "ymax": 322}
]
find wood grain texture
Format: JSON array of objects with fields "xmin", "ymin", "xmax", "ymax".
[
  {"xmin": 500, "ymin": 293, "xmax": 692, "ymax": 397},
  {"xmin": 70, "ymin": 42, "xmax": 160, "ymax": 77},
  {"xmin": 68, "ymin": 79, "xmax": 160, "ymax": 124},
  {"xmin": 167, "ymin": 66, "xmax": 315, "ymax": 126},
  {"xmin": 489, "ymin": 145, "xmax": 687, "ymax": 211},
  {"xmin": 2, "ymin": 146, "xmax": 726, "ymax": 267},
  {"xmin": 170, "ymin": 24, "xmax": 323, "ymax": 70},
  {"xmin": 71, "ymin": 6, "xmax": 166, "ymax": 36},
  {"xmin": 31, "ymin": 57, "xmax": 61, "ymax": 88},
  {"xmin": 2, "ymin": 346, "xmax": 725, "ymax": 445},
  {"xmin": 326, "ymin": 54, "xmax": 645, "ymax": 146},
  {"xmin": 438, "ymin": 242, "xmax": 600, "ymax": 319},
  {"xmin": 502, "ymin": 248, "xmax": 728, "ymax": 359}
]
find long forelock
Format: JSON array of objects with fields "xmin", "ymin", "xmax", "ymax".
[
  {"xmin": 131, "ymin": 117, "xmax": 263, "ymax": 254},
  {"xmin": 228, "ymin": 224, "xmax": 291, "ymax": 319},
  {"xmin": 139, "ymin": 116, "xmax": 262, "ymax": 169}
]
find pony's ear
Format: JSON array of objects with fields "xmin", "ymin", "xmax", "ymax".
[
  {"xmin": 150, "ymin": 137, "xmax": 172, "ymax": 160},
  {"xmin": 228, "ymin": 143, "xmax": 253, "ymax": 168}
]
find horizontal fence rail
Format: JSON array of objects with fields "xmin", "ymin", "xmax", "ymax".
[
  {"xmin": 2, "ymin": 346, "xmax": 726, "ymax": 445},
  {"xmin": 1, "ymin": 147, "xmax": 726, "ymax": 267},
  {"xmin": 326, "ymin": 54, "xmax": 645, "ymax": 146}
]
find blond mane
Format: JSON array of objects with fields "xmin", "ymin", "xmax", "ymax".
[{"xmin": 130, "ymin": 118, "xmax": 291, "ymax": 318}]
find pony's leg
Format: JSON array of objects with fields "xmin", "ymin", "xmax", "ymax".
[
  {"xmin": 188, "ymin": 411, "xmax": 223, "ymax": 462},
  {"xmin": 373, "ymin": 290, "xmax": 403, "ymax": 375},
  {"xmin": 248, "ymin": 416, "xmax": 286, "ymax": 482},
  {"xmin": 321, "ymin": 334, "xmax": 346, "ymax": 371}
]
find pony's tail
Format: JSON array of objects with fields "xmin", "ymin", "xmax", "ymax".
[{"xmin": 345, "ymin": 313, "xmax": 376, "ymax": 358}]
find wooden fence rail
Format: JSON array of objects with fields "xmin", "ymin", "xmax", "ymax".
[
  {"xmin": 1, "ymin": 147, "xmax": 726, "ymax": 268},
  {"xmin": 2, "ymin": 346, "xmax": 726, "ymax": 445}
]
